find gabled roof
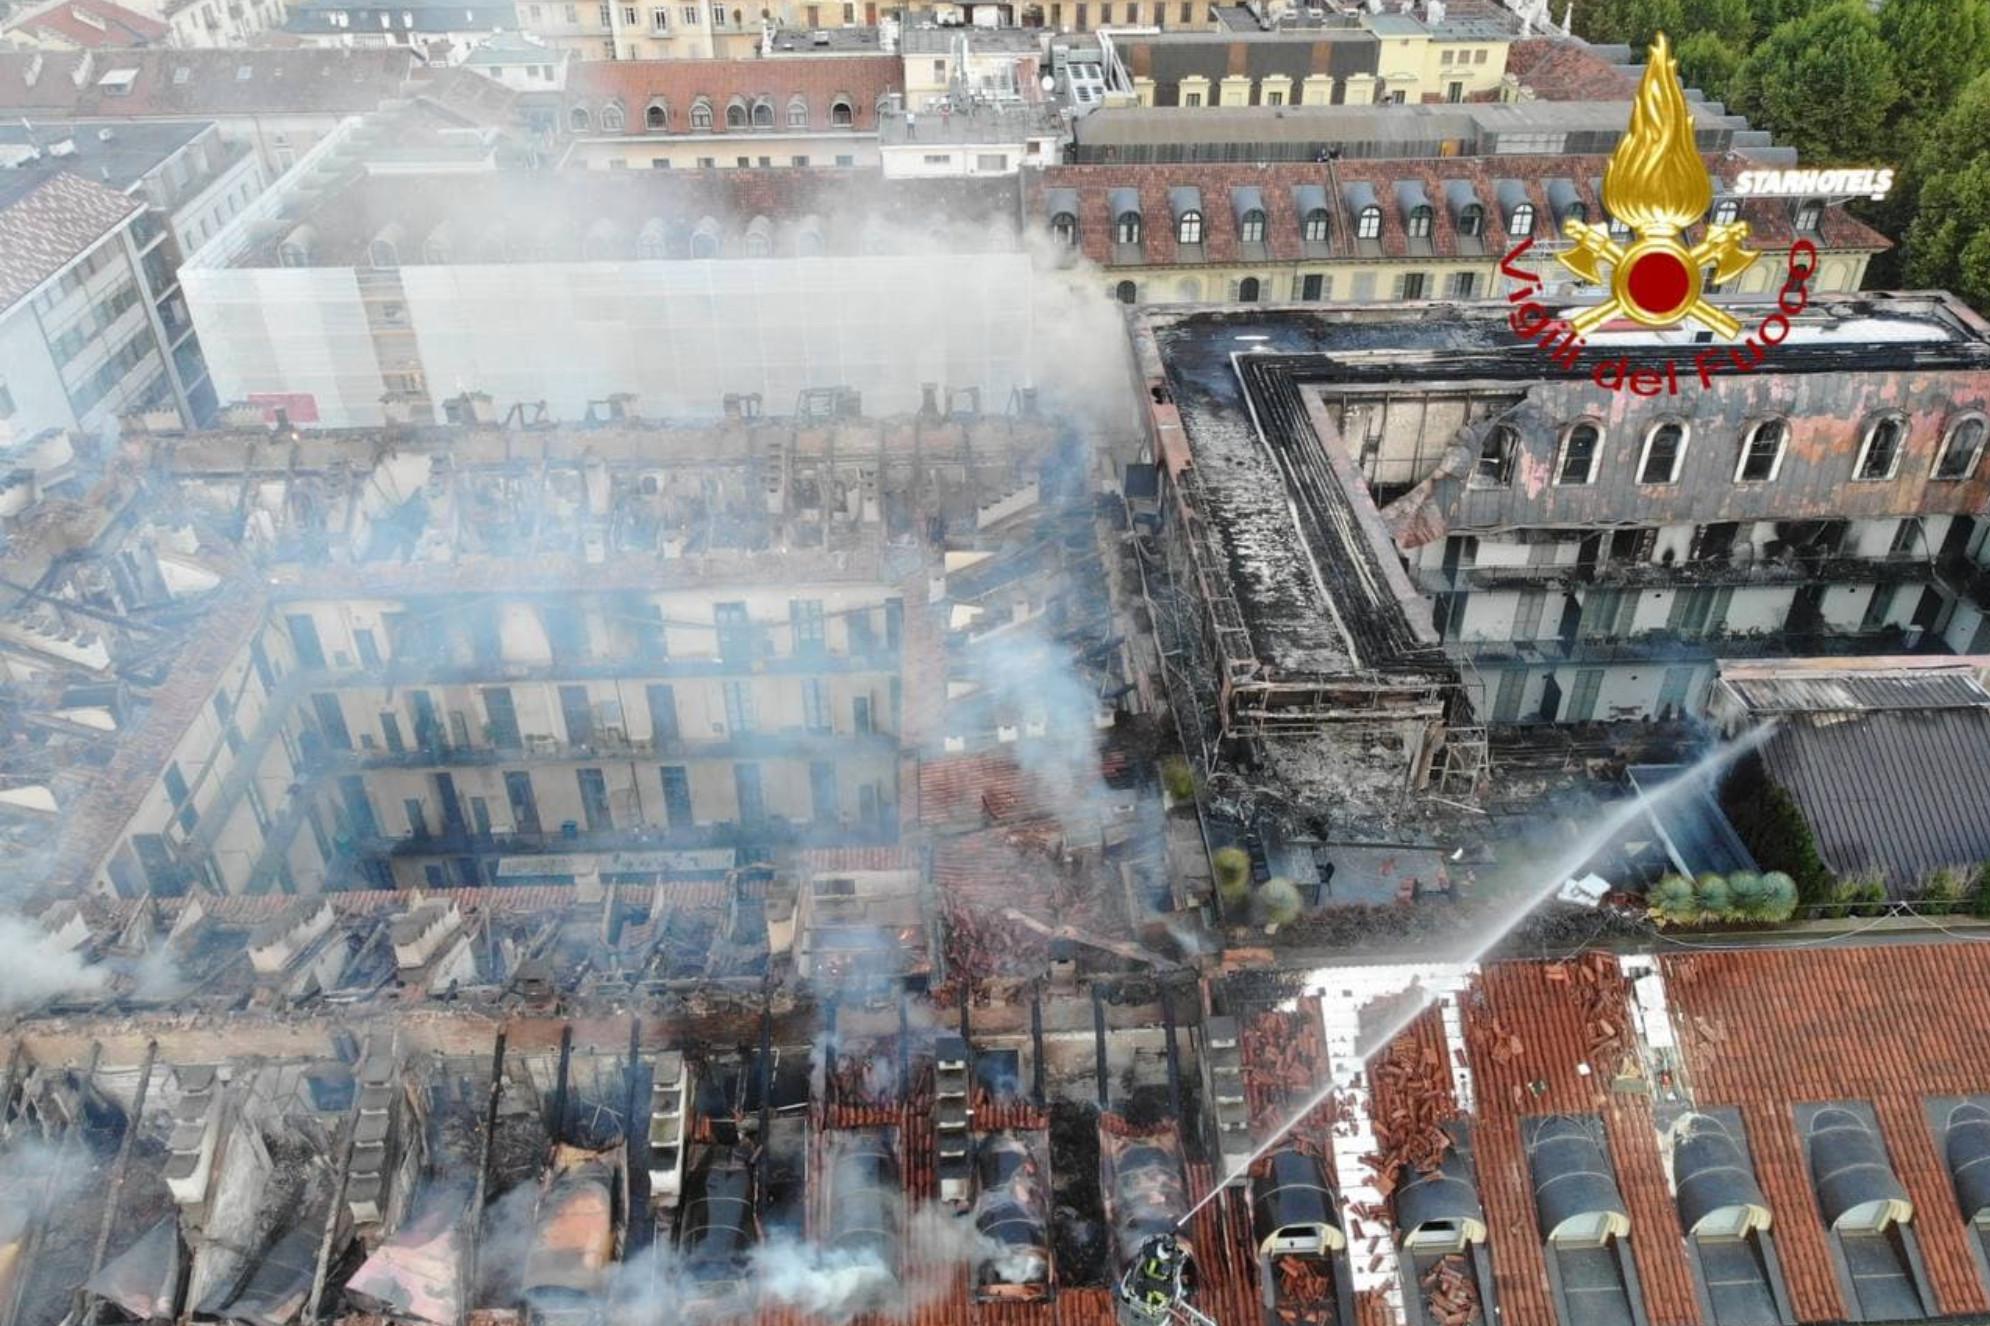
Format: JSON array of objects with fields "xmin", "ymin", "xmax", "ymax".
[
  {"xmin": 0, "ymin": 48, "xmax": 421, "ymax": 117},
  {"xmin": 14, "ymin": 1, "xmax": 169, "ymax": 47},
  {"xmin": 1504, "ymin": 36, "xmax": 1636, "ymax": 101},
  {"xmin": 0, "ymin": 169, "xmax": 139, "ymax": 314}
]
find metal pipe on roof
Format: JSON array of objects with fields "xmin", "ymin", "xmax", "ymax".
[
  {"xmin": 79, "ymin": 1039, "xmax": 157, "ymax": 1326},
  {"xmin": 1093, "ymin": 983, "xmax": 1111, "ymax": 1111},
  {"xmin": 462, "ymin": 1029, "xmax": 506, "ymax": 1326},
  {"xmin": 1161, "ymin": 987, "xmax": 1183, "ymax": 1128},
  {"xmin": 1030, "ymin": 983, "xmax": 1046, "ymax": 1108},
  {"xmin": 553, "ymin": 1023, "xmax": 574, "ymax": 1145}
]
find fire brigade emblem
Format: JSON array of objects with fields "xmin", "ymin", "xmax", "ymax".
[{"xmin": 1556, "ymin": 33, "xmax": 1755, "ymax": 339}]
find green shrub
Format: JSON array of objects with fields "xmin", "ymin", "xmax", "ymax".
[
  {"xmin": 1720, "ymin": 755, "xmax": 1835, "ymax": 906},
  {"xmin": 1972, "ymin": 862, "xmax": 1990, "ymax": 919},
  {"xmin": 1834, "ymin": 871, "xmax": 1889, "ymax": 918},
  {"xmin": 1694, "ymin": 873, "xmax": 1732, "ymax": 919},
  {"xmin": 1648, "ymin": 874, "xmax": 1701, "ymax": 926},
  {"xmin": 1725, "ymin": 871, "xmax": 1767, "ymax": 920},
  {"xmin": 1921, "ymin": 866, "xmax": 1966, "ymax": 915},
  {"xmin": 1212, "ymin": 846, "xmax": 1253, "ymax": 917},
  {"xmin": 1256, "ymin": 876, "xmax": 1304, "ymax": 931},
  {"xmin": 1758, "ymin": 871, "xmax": 1800, "ymax": 922},
  {"xmin": 1160, "ymin": 756, "xmax": 1195, "ymax": 803}
]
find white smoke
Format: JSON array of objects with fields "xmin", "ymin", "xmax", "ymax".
[
  {"xmin": 0, "ymin": 912, "xmax": 109, "ymax": 1011},
  {"xmin": 960, "ymin": 623, "xmax": 1114, "ymax": 834}
]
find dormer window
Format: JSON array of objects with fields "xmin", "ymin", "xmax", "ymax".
[
  {"xmin": 1456, "ymin": 203, "xmax": 1483, "ymax": 238},
  {"xmin": 1303, "ymin": 208, "xmax": 1330, "ymax": 242},
  {"xmin": 1356, "ymin": 206, "xmax": 1381, "ymax": 239},
  {"xmin": 691, "ymin": 98, "xmax": 713, "ymax": 129},
  {"xmin": 645, "ymin": 101, "xmax": 668, "ymax": 129},
  {"xmin": 1736, "ymin": 418, "xmax": 1787, "ymax": 483},
  {"xmin": 1711, "ymin": 198, "xmax": 1740, "ymax": 226},
  {"xmin": 569, "ymin": 105, "xmax": 592, "ymax": 131},
  {"xmin": 1474, "ymin": 423, "xmax": 1516, "ymax": 486},
  {"xmin": 1115, "ymin": 212, "xmax": 1141, "ymax": 245},
  {"xmin": 787, "ymin": 95, "xmax": 808, "ymax": 127},
  {"xmin": 1239, "ymin": 209, "xmax": 1265, "ymax": 243},
  {"xmin": 1564, "ymin": 200, "xmax": 1586, "ymax": 224},
  {"xmin": 1794, "ymin": 199, "xmax": 1823, "ymax": 232},
  {"xmin": 1556, "ymin": 420, "xmax": 1601, "ymax": 485},
  {"xmin": 751, "ymin": 97, "xmax": 774, "ymax": 127},
  {"xmin": 1638, "ymin": 420, "xmax": 1689, "ymax": 485},
  {"xmin": 830, "ymin": 97, "xmax": 853, "ymax": 126},
  {"xmin": 1934, "ymin": 414, "xmax": 1986, "ymax": 480},
  {"xmin": 1855, "ymin": 413, "xmax": 1907, "ymax": 480},
  {"xmin": 1508, "ymin": 202, "xmax": 1534, "ymax": 237},
  {"xmin": 1051, "ymin": 212, "xmax": 1077, "ymax": 246},
  {"xmin": 725, "ymin": 98, "xmax": 748, "ymax": 128},
  {"xmin": 601, "ymin": 102, "xmax": 624, "ymax": 131},
  {"xmin": 1177, "ymin": 210, "xmax": 1203, "ymax": 244},
  {"xmin": 1407, "ymin": 204, "xmax": 1432, "ymax": 238}
]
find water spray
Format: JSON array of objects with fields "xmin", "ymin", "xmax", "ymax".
[{"xmin": 1172, "ymin": 723, "xmax": 1775, "ymax": 1230}]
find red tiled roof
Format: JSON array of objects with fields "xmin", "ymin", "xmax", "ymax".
[
  {"xmin": 0, "ymin": 170, "xmax": 139, "ymax": 313},
  {"xmin": 18, "ymin": 2, "xmax": 169, "ymax": 47},
  {"xmin": 0, "ymin": 48, "xmax": 422, "ymax": 117},
  {"xmin": 1032, "ymin": 154, "xmax": 1890, "ymax": 270},
  {"xmin": 564, "ymin": 55, "xmax": 902, "ymax": 137},
  {"xmin": 1460, "ymin": 957, "xmax": 1701, "ymax": 1326},
  {"xmin": 1663, "ymin": 944, "xmax": 1990, "ymax": 1322},
  {"xmin": 917, "ymin": 752, "xmax": 1043, "ymax": 827},
  {"xmin": 1504, "ymin": 38, "xmax": 1636, "ymax": 101}
]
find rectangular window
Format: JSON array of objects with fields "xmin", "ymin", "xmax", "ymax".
[
  {"xmin": 1350, "ymin": 271, "xmax": 1377, "ymax": 302},
  {"xmin": 1513, "ymin": 590, "xmax": 1546, "ymax": 641},
  {"xmin": 652, "ymin": 4, "xmax": 666, "ymax": 22},
  {"xmin": 792, "ymin": 155, "xmax": 809, "ymax": 166},
  {"xmin": 311, "ymin": 693, "xmax": 351, "ymax": 750},
  {"xmin": 1395, "ymin": 271, "xmax": 1428, "ymax": 300},
  {"xmin": 810, "ymin": 760, "xmax": 838, "ymax": 821},
  {"xmin": 1861, "ymin": 583, "xmax": 1898, "ymax": 631},
  {"xmin": 835, "ymin": 154, "xmax": 855, "ymax": 167},
  {"xmin": 286, "ymin": 613, "xmax": 325, "ymax": 668},
  {"xmin": 647, "ymin": 683, "xmax": 679, "ymax": 743},
  {"xmin": 715, "ymin": 601, "xmax": 753, "ymax": 662},
  {"xmin": 599, "ymin": 3, "xmax": 610, "ymax": 20},
  {"xmin": 1183, "ymin": 91, "xmax": 1201, "ymax": 107},
  {"xmin": 1557, "ymin": 424, "xmax": 1601, "ymax": 485},
  {"xmin": 885, "ymin": 597, "xmax": 903, "ymax": 649},
  {"xmin": 1300, "ymin": 273, "xmax": 1325, "ymax": 301},
  {"xmin": 340, "ymin": 775, "xmax": 378, "ymax": 839},
  {"xmin": 380, "ymin": 712, "xmax": 405, "ymax": 754},
  {"xmin": 482, "ymin": 687, "xmax": 521, "ymax": 748},
  {"xmin": 1566, "ymin": 668, "xmax": 1604, "ymax": 722},
  {"xmin": 802, "ymin": 678, "xmax": 830, "ymax": 734},
  {"xmin": 505, "ymin": 770, "xmax": 540, "ymax": 834},
  {"xmin": 405, "ymin": 798, "xmax": 429, "ymax": 839},
  {"xmin": 660, "ymin": 765, "xmax": 692, "ymax": 826},
  {"xmin": 1490, "ymin": 669, "xmax": 1525, "ymax": 723},
  {"xmin": 847, "ymin": 609, "xmax": 876, "ymax": 657},
  {"xmin": 623, "ymin": 4, "xmax": 635, "ymax": 20},
  {"xmin": 250, "ymin": 638, "xmax": 276, "ymax": 691},
  {"xmin": 1639, "ymin": 423, "xmax": 1687, "ymax": 484},
  {"xmin": 976, "ymin": 153, "xmax": 1007, "ymax": 171},
  {"xmin": 471, "ymin": 796, "xmax": 492, "ymax": 836},
  {"xmin": 353, "ymin": 628, "xmax": 381, "ymax": 668},
  {"xmin": 1446, "ymin": 271, "xmax": 1477, "ymax": 298},
  {"xmin": 1656, "ymin": 665, "xmax": 1695, "ymax": 718},
  {"xmin": 790, "ymin": 599, "xmax": 826, "ymax": 653},
  {"xmin": 723, "ymin": 680, "xmax": 756, "ymax": 734},
  {"xmin": 853, "ymin": 695, "xmax": 873, "ymax": 735},
  {"xmin": 681, "ymin": 2, "xmax": 695, "ymax": 19},
  {"xmin": 578, "ymin": 768, "xmax": 612, "ymax": 831},
  {"xmin": 734, "ymin": 762, "xmax": 765, "ymax": 822},
  {"xmin": 560, "ymin": 684, "xmax": 595, "ymax": 747},
  {"xmin": 163, "ymin": 761, "xmax": 198, "ymax": 834}
]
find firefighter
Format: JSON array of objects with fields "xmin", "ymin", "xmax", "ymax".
[{"xmin": 1122, "ymin": 1233, "xmax": 1186, "ymax": 1317}]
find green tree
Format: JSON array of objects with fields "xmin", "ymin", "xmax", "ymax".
[
  {"xmin": 1573, "ymin": 0, "xmax": 1683, "ymax": 51},
  {"xmin": 1725, "ymin": 870, "xmax": 1767, "ymax": 919},
  {"xmin": 1730, "ymin": 2, "xmax": 1901, "ymax": 163},
  {"xmin": 1675, "ymin": 31, "xmax": 1744, "ymax": 101},
  {"xmin": 1679, "ymin": 0, "xmax": 1753, "ymax": 48},
  {"xmin": 1647, "ymin": 874, "xmax": 1701, "ymax": 925},
  {"xmin": 1759, "ymin": 872, "xmax": 1800, "ymax": 922},
  {"xmin": 1880, "ymin": 0, "xmax": 1990, "ymax": 124},
  {"xmin": 1256, "ymin": 877, "xmax": 1304, "ymax": 932},
  {"xmin": 1694, "ymin": 873, "xmax": 1733, "ymax": 919},
  {"xmin": 1904, "ymin": 158, "xmax": 1990, "ymax": 311},
  {"xmin": 1212, "ymin": 847, "xmax": 1253, "ymax": 919}
]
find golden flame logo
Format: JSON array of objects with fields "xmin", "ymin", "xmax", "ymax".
[{"xmin": 1557, "ymin": 33, "xmax": 1755, "ymax": 337}]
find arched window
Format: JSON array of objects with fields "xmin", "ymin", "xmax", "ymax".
[
  {"xmin": 1935, "ymin": 414, "xmax": 1987, "ymax": 480},
  {"xmin": 1356, "ymin": 206, "xmax": 1381, "ymax": 240},
  {"xmin": 1238, "ymin": 276, "xmax": 1260, "ymax": 302},
  {"xmin": 1455, "ymin": 204, "xmax": 1482, "ymax": 238},
  {"xmin": 1794, "ymin": 198, "xmax": 1823, "ymax": 232},
  {"xmin": 1508, "ymin": 202, "xmax": 1534, "ymax": 237},
  {"xmin": 1115, "ymin": 280, "xmax": 1137, "ymax": 304},
  {"xmin": 601, "ymin": 102, "xmax": 624, "ymax": 131},
  {"xmin": 745, "ymin": 229, "xmax": 771, "ymax": 257},
  {"xmin": 795, "ymin": 226, "xmax": 823, "ymax": 257},
  {"xmin": 1608, "ymin": 212, "xmax": 1633, "ymax": 240},
  {"xmin": 787, "ymin": 95, "xmax": 808, "ymax": 127},
  {"xmin": 1051, "ymin": 212, "xmax": 1078, "ymax": 245},
  {"xmin": 830, "ymin": 97, "xmax": 853, "ymax": 126},
  {"xmin": 368, "ymin": 238, "xmax": 399, "ymax": 269},
  {"xmin": 751, "ymin": 98, "xmax": 774, "ymax": 127},
  {"xmin": 690, "ymin": 225, "xmax": 721, "ymax": 258},
  {"xmin": 1115, "ymin": 211, "xmax": 1142, "ymax": 244},
  {"xmin": 725, "ymin": 99, "xmax": 748, "ymax": 128},
  {"xmin": 278, "ymin": 242, "xmax": 309, "ymax": 268},
  {"xmin": 422, "ymin": 234, "xmax": 451, "ymax": 264},
  {"xmin": 1175, "ymin": 276, "xmax": 1201, "ymax": 301},
  {"xmin": 1177, "ymin": 210, "xmax": 1202, "ymax": 244},
  {"xmin": 645, "ymin": 101, "xmax": 668, "ymax": 130},
  {"xmin": 1711, "ymin": 198, "xmax": 1740, "ymax": 226},
  {"xmin": 569, "ymin": 105, "xmax": 592, "ymax": 131},
  {"xmin": 1407, "ymin": 204, "xmax": 1432, "ymax": 238},
  {"xmin": 1736, "ymin": 418, "xmax": 1787, "ymax": 483},
  {"xmin": 1475, "ymin": 423, "xmax": 1517, "ymax": 485},
  {"xmin": 1856, "ymin": 414, "xmax": 1907, "ymax": 480},
  {"xmin": 1556, "ymin": 420, "xmax": 1602, "ymax": 485},
  {"xmin": 1303, "ymin": 208, "xmax": 1330, "ymax": 242},
  {"xmin": 691, "ymin": 98, "xmax": 713, "ymax": 129},
  {"xmin": 1639, "ymin": 419, "xmax": 1689, "ymax": 484},
  {"xmin": 1563, "ymin": 200, "xmax": 1586, "ymax": 225},
  {"xmin": 637, "ymin": 220, "xmax": 667, "ymax": 258},
  {"xmin": 1239, "ymin": 208, "xmax": 1266, "ymax": 243}
]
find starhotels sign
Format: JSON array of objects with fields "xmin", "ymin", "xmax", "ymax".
[{"xmin": 1499, "ymin": 33, "xmax": 1851, "ymax": 396}]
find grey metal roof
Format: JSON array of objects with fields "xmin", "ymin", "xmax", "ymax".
[
  {"xmin": 1494, "ymin": 178, "xmax": 1529, "ymax": 220},
  {"xmin": 1342, "ymin": 179, "xmax": 1378, "ymax": 216},
  {"xmin": 1231, "ymin": 184, "xmax": 1264, "ymax": 224},
  {"xmin": 1524, "ymin": 1115, "xmax": 1628, "ymax": 1237},
  {"xmin": 1760, "ymin": 707, "xmax": 1990, "ymax": 891},
  {"xmin": 1044, "ymin": 187, "xmax": 1078, "ymax": 220},
  {"xmin": 1546, "ymin": 177, "xmax": 1583, "ymax": 224},
  {"xmin": 1722, "ymin": 669, "xmax": 1990, "ymax": 714},
  {"xmin": 1805, "ymin": 1106, "xmax": 1910, "ymax": 1229},
  {"xmin": 1167, "ymin": 185, "xmax": 1202, "ymax": 221},
  {"xmin": 1108, "ymin": 186, "xmax": 1141, "ymax": 219},
  {"xmin": 1442, "ymin": 178, "xmax": 1481, "ymax": 219},
  {"xmin": 1672, "ymin": 1114, "xmax": 1770, "ymax": 1237},
  {"xmin": 1944, "ymin": 1101, "xmax": 1990, "ymax": 1223},
  {"xmin": 1627, "ymin": 764, "xmax": 1758, "ymax": 879},
  {"xmin": 1291, "ymin": 182, "xmax": 1327, "ymax": 219},
  {"xmin": 1393, "ymin": 178, "xmax": 1430, "ymax": 224}
]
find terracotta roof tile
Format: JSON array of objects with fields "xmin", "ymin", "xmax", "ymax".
[
  {"xmin": 18, "ymin": 1, "xmax": 169, "ymax": 46},
  {"xmin": 0, "ymin": 48, "xmax": 421, "ymax": 118},
  {"xmin": 1504, "ymin": 38, "xmax": 1636, "ymax": 101},
  {"xmin": 0, "ymin": 170, "xmax": 139, "ymax": 313},
  {"xmin": 1663, "ymin": 944, "xmax": 1990, "ymax": 1321},
  {"xmin": 564, "ymin": 55, "xmax": 901, "ymax": 136}
]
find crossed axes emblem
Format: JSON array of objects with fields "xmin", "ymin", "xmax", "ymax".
[{"xmin": 1555, "ymin": 218, "xmax": 1756, "ymax": 339}]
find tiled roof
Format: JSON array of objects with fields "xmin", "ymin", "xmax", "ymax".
[
  {"xmin": 1503, "ymin": 38, "xmax": 1635, "ymax": 100},
  {"xmin": 1031, "ymin": 154, "xmax": 1890, "ymax": 269},
  {"xmin": 1664, "ymin": 944, "xmax": 1990, "ymax": 1321},
  {"xmin": 1759, "ymin": 708, "xmax": 1990, "ymax": 890},
  {"xmin": 0, "ymin": 169, "xmax": 138, "ymax": 313},
  {"xmin": 0, "ymin": 48, "xmax": 421, "ymax": 117},
  {"xmin": 1460, "ymin": 957, "xmax": 1701, "ymax": 1326},
  {"xmin": 16, "ymin": 1, "xmax": 170, "ymax": 47},
  {"xmin": 917, "ymin": 752, "xmax": 1042, "ymax": 827},
  {"xmin": 563, "ymin": 55, "xmax": 903, "ymax": 136}
]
